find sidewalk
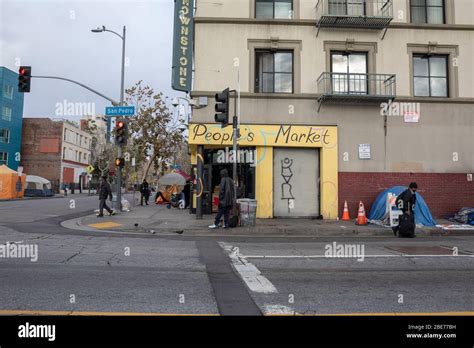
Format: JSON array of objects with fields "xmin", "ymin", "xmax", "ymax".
[
  {"xmin": 0, "ymin": 192, "xmax": 97, "ymax": 202},
  {"xmin": 62, "ymin": 202, "xmax": 474, "ymax": 237}
]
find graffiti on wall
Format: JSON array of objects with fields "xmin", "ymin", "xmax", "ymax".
[{"xmin": 281, "ymin": 157, "xmax": 295, "ymax": 212}]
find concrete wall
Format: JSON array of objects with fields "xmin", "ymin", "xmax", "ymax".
[
  {"xmin": 195, "ymin": 0, "xmax": 472, "ymax": 24},
  {"xmin": 191, "ymin": 1, "xmax": 474, "ymax": 174},
  {"xmin": 193, "ymin": 23, "xmax": 473, "ymax": 97},
  {"xmin": 192, "ymin": 99, "xmax": 474, "ymax": 173},
  {"xmin": 191, "ymin": 0, "xmax": 474, "ymax": 217}
]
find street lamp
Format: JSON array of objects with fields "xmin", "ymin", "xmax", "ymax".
[{"xmin": 91, "ymin": 25, "xmax": 126, "ymax": 211}]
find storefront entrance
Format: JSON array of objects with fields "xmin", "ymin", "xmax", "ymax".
[
  {"xmin": 273, "ymin": 148, "xmax": 320, "ymax": 218},
  {"xmin": 196, "ymin": 148, "xmax": 256, "ymax": 215}
]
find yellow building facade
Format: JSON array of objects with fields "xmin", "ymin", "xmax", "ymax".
[{"xmin": 189, "ymin": 123, "xmax": 338, "ymax": 219}]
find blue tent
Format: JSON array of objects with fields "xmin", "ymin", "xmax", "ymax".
[{"xmin": 368, "ymin": 186, "xmax": 436, "ymax": 227}]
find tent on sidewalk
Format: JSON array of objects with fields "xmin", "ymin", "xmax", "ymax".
[
  {"xmin": 368, "ymin": 186, "xmax": 437, "ymax": 227},
  {"xmin": 0, "ymin": 165, "xmax": 26, "ymax": 199},
  {"xmin": 24, "ymin": 175, "xmax": 54, "ymax": 197}
]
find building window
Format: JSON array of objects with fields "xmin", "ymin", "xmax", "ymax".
[
  {"xmin": 413, "ymin": 54, "xmax": 448, "ymax": 97},
  {"xmin": 328, "ymin": 0, "xmax": 365, "ymax": 16},
  {"xmin": 411, "ymin": 0, "xmax": 445, "ymax": 24},
  {"xmin": 1, "ymin": 106, "xmax": 12, "ymax": 121},
  {"xmin": 63, "ymin": 147, "xmax": 66, "ymax": 160},
  {"xmin": 64, "ymin": 130, "xmax": 67, "ymax": 141},
  {"xmin": 0, "ymin": 152, "xmax": 7, "ymax": 166},
  {"xmin": 330, "ymin": 51, "xmax": 368, "ymax": 94},
  {"xmin": 255, "ymin": 50, "xmax": 293, "ymax": 93},
  {"xmin": 256, "ymin": 0, "xmax": 292, "ymax": 19},
  {"xmin": 3, "ymin": 85, "xmax": 13, "ymax": 99},
  {"xmin": 0, "ymin": 129, "xmax": 10, "ymax": 143}
]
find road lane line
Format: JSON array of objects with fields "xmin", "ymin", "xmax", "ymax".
[
  {"xmin": 220, "ymin": 242, "xmax": 277, "ymax": 294},
  {"xmin": 243, "ymin": 254, "xmax": 474, "ymax": 259}
]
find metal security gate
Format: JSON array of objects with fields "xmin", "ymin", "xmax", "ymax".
[{"xmin": 273, "ymin": 148, "xmax": 320, "ymax": 217}]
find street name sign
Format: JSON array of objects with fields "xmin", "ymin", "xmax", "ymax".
[{"xmin": 105, "ymin": 106, "xmax": 135, "ymax": 117}]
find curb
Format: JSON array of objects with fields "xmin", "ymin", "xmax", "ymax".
[{"xmin": 61, "ymin": 215, "xmax": 474, "ymax": 238}]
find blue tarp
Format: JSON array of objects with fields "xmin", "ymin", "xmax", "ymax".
[
  {"xmin": 368, "ymin": 186, "xmax": 437, "ymax": 227},
  {"xmin": 24, "ymin": 188, "xmax": 54, "ymax": 197}
]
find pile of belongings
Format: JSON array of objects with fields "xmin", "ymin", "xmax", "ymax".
[
  {"xmin": 155, "ymin": 184, "xmax": 180, "ymax": 204},
  {"xmin": 450, "ymin": 207, "xmax": 474, "ymax": 225}
]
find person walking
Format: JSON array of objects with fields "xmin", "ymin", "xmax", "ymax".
[
  {"xmin": 98, "ymin": 176, "xmax": 115, "ymax": 217},
  {"xmin": 209, "ymin": 169, "xmax": 235, "ymax": 229},
  {"xmin": 393, "ymin": 182, "xmax": 417, "ymax": 237},
  {"xmin": 140, "ymin": 179, "xmax": 150, "ymax": 206}
]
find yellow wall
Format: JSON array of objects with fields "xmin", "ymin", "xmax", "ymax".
[
  {"xmin": 189, "ymin": 123, "xmax": 338, "ymax": 219},
  {"xmin": 255, "ymin": 146, "xmax": 273, "ymax": 218}
]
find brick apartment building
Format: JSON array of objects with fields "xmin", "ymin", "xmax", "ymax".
[
  {"xmin": 21, "ymin": 118, "xmax": 92, "ymax": 192},
  {"xmin": 183, "ymin": 0, "xmax": 474, "ymax": 219}
]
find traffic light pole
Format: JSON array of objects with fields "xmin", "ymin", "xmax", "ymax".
[
  {"xmin": 233, "ymin": 66, "xmax": 241, "ymax": 194},
  {"xmin": 116, "ymin": 25, "xmax": 126, "ymax": 212},
  {"xmin": 30, "ymin": 76, "xmax": 120, "ymax": 106}
]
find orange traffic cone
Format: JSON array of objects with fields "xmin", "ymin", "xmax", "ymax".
[
  {"xmin": 356, "ymin": 201, "xmax": 367, "ymax": 225},
  {"xmin": 342, "ymin": 200, "xmax": 350, "ymax": 221}
]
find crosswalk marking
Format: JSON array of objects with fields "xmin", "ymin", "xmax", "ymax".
[{"xmin": 220, "ymin": 242, "xmax": 278, "ymax": 294}]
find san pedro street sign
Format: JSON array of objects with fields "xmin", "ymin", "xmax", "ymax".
[{"xmin": 105, "ymin": 106, "xmax": 135, "ymax": 117}]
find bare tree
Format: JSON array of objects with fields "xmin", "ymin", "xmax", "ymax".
[{"xmin": 125, "ymin": 81, "xmax": 186, "ymax": 182}]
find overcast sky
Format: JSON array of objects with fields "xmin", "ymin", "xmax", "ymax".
[{"xmin": 0, "ymin": 0, "xmax": 184, "ymax": 119}]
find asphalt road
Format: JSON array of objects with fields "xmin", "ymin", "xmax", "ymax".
[{"xmin": 0, "ymin": 196, "xmax": 473, "ymax": 315}]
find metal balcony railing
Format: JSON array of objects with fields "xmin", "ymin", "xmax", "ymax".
[
  {"xmin": 316, "ymin": 0, "xmax": 393, "ymax": 33},
  {"xmin": 317, "ymin": 72, "xmax": 396, "ymax": 107}
]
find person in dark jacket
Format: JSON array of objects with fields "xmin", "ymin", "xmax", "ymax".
[
  {"xmin": 140, "ymin": 179, "xmax": 150, "ymax": 206},
  {"xmin": 98, "ymin": 176, "xmax": 115, "ymax": 217},
  {"xmin": 393, "ymin": 182, "xmax": 417, "ymax": 236},
  {"xmin": 209, "ymin": 169, "xmax": 235, "ymax": 229}
]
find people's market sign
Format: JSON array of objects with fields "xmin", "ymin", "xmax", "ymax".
[
  {"xmin": 172, "ymin": 0, "xmax": 194, "ymax": 92},
  {"xmin": 189, "ymin": 123, "xmax": 337, "ymax": 148}
]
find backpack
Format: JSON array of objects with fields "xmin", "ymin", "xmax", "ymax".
[
  {"xmin": 398, "ymin": 213, "xmax": 415, "ymax": 238},
  {"xmin": 228, "ymin": 203, "xmax": 239, "ymax": 228}
]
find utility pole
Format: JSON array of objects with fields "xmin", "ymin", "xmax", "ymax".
[
  {"xmin": 233, "ymin": 64, "xmax": 241, "ymax": 193},
  {"xmin": 116, "ymin": 25, "xmax": 126, "ymax": 212},
  {"xmin": 91, "ymin": 25, "xmax": 127, "ymax": 212}
]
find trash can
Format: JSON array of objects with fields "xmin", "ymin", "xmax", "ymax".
[{"xmin": 237, "ymin": 198, "xmax": 257, "ymax": 226}]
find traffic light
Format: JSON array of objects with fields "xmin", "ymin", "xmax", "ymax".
[
  {"xmin": 18, "ymin": 66, "xmax": 32, "ymax": 93},
  {"xmin": 115, "ymin": 118, "xmax": 128, "ymax": 145},
  {"xmin": 115, "ymin": 158, "xmax": 125, "ymax": 168},
  {"xmin": 215, "ymin": 88, "xmax": 230, "ymax": 128}
]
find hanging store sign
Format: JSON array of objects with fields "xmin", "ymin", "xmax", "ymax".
[{"xmin": 171, "ymin": 0, "xmax": 194, "ymax": 92}]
